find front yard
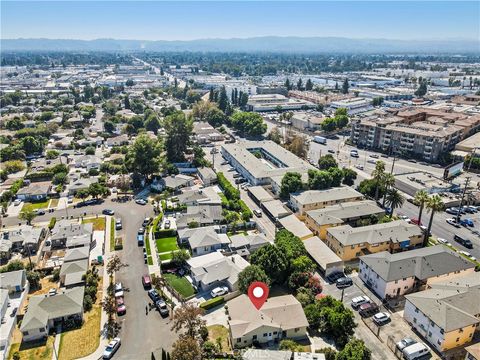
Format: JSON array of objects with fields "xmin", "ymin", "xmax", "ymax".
[
  {"xmin": 57, "ymin": 305, "xmax": 102, "ymax": 360},
  {"xmin": 82, "ymin": 217, "xmax": 106, "ymax": 231},
  {"xmin": 207, "ymin": 325, "xmax": 231, "ymax": 352},
  {"xmin": 21, "ymin": 199, "xmax": 49, "ymax": 213},
  {"xmin": 156, "ymin": 236, "xmax": 178, "ymax": 253},
  {"xmin": 163, "ymin": 273, "xmax": 195, "ymax": 298},
  {"xmin": 8, "ymin": 336, "xmax": 55, "ymax": 360}
]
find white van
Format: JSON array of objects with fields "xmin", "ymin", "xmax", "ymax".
[
  {"xmin": 402, "ymin": 343, "xmax": 430, "ymax": 360},
  {"xmin": 253, "ymin": 209, "xmax": 262, "ymax": 217}
]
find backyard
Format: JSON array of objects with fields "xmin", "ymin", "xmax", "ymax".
[
  {"xmin": 82, "ymin": 217, "xmax": 106, "ymax": 231},
  {"xmin": 163, "ymin": 273, "xmax": 195, "ymax": 298},
  {"xmin": 207, "ymin": 325, "xmax": 231, "ymax": 352}
]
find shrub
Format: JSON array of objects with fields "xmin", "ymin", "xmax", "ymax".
[
  {"xmin": 114, "ymin": 237, "xmax": 123, "ymax": 250},
  {"xmin": 155, "ymin": 229, "xmax": 176, "ymax": 238},
  {"xmin": 48, "ymin": 217, "xmax": 57, "ymax": 230},
  {"xmin": 52, "ymin": 268, "xmax": 60, "ymax": 282},
  {"xmin": 199, "ymin": 296, "xmax": 224, "ymax": 310},
  {"xmin": 83, "ymin": 294, "xmax": 93, "ymax": 311},
  {"xmin": 217, "ymin": 172, "xmax": 240, "ymax": 200}
]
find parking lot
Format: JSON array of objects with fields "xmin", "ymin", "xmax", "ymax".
[{"xmin": 321, "ymin": 273, "xmax": 440, "ymax": 360}]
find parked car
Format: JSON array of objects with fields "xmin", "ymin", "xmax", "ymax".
[
  {"xmin": 454, "ymin": 234, "xmax": 473, "ymax": 249},
  {"xmin": 10, "ymin": 307, "xmax": 18, "ymax": 317},
  {"xmin": 142, "ymin": 275, "xmax": 152, "ymax": 289},
  {"xmin": 135, "ymin": 198, "xmax": 147, "ymax": 205},
  {"xmin": 355, "ymin": 164, "xmax": 364, "ymax": 170},
  {"xmin": 138, "ymin": 227, "xmax": 145, "ymax": 235},
  {"xmin": 103, "ymin": 337, "xmax": 121, "ymax": 359},
  {"xmin": 114, "ymin": 283, "xmax": 124, "ymax": 298},
  {"xmin": 67, "ymin": 196, "xmax": 73, "ymax": 204},
  {"xmin": 372, "ymin": 312, "xmax": 391, "ymax": 326},
  {"xmin": 461, "ymin": 218, "xmax": 474, "ymax": 227},
  {"xmin": 142, "ymin": 217, "xmax": 152, "ymax": 226},
  {"xmin": 396, "ymin": 338, "xmax": 417, "ymax": 352},
  {"xmin": 436, "ymin": 238, "xmax": 451, "ymax": 246},
  {"xmin": 326, "ymin": 271, "xmax": 345, "ymax": 283},
  {"xmin": 235, "ymin": 178, "xmax": 246, "ymax": 184},
  {"xmin": 336, "ymin": 277, "xmax": 353, "ymax": 288},
  {"xmin": 210, "ymin": 286, "xmax": 229, "ymax": 298},
  {"xmin": 402, "ymin": 343, "xmax": 430, "ymax": 360},
  {"xmin": 328, "ymin": 149, "xmax": 335, "ymax": 154},
  {"xmin": 445, "ymin": 207, "xmax": 458, "ymax": 215},
  {"xmin": 13, "ymin": 199, "xmax": 22, "ymax": 206},
  {"xmin": 148, "ymin": 289, "xmax": 161, "ymax": 303},
  {"xmin": 164, "ymin": 220, "xmax": 171, "ymax": 229},
  {"xmin": 115, "ymin": 218, "xmax": 122, "ymax": 230},
  {"xmin": 359, "ymin": 303, "xmax": 379, "ymax": 318},
  {"xmin": 351, "ymin": 296, "xmax": 371, "ymax": 309},
  {"xmin": 156, "ymin": 299, "xmax": 169, "ymax": 317},
  {"xmin": 35, "ymin": 209, "xmax": 46, "ymax": 215},
  {"xmin": 466, "ymin": 205, "xmax": 478, "ymax": 213},
  {"xmin": 116, "ymin": 298, "xmax": 126, "ymax": 315},
  {"xmin": 369, "ymin": 154, "xmax": 379, "ymax": 159},
  {"xmin": 102, "ymin": 209, "xmax": 115, "ymax": 216},
  {"xmin": 253, "ymin": 209, "xmax": 262, "ymax": 217},
  {"xmin": 367, "ymin": 159, "xmax": 376, "ymax": 164},
  {"xmin": 446, "ymin": 218, "xmax": 461, "ymax": 228},
  {"xmin": 137, "ymin": 234, "xmax": 145, "ymax": 246}
]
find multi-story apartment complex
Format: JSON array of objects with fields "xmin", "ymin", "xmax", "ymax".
[{"xmin": 351, "ymin": 108, "xmax": 480, "ymax": 161}]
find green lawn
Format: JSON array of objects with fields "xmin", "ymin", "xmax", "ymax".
[
  {"xmin": 159, "ymin": 252, "xmax": 174, "ymax": 261},
  {"xmin": 164, "ymin": 273, "xmax": 195, "ymax": 298},
  {"xmin": 109, "ymin": 217, "xmax": 115, "ymax": 250},
  {"xmin": 156, "ymin": 236, "xmax": 179, "ymax": 253},
  {"xmin": 82, "ymin": 217, "xmax": 106, "ymax": 231},
  {"xmin": 21, "ymin": 200, "xmax": 50, "ymax": 212}
]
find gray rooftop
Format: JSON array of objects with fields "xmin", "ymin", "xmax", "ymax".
[
  {"xmin": 306, "ymin": 200, "xmax": 384, "ymax": 226},
  {"xmin": 291, "ymin": 187, "xmax": 363, "ymax": 207},
  {"xmin": 360, "ymin": 245, "xmax": 475, "ymax": 282},
  {"xmin": 327, "ymin": 220, "xmax": 422, "ymax": 246},
  {"xmin": 63, "ymin": 247, "xmax": 90, "ymax": 263},
  {"xmin": 303, "ymin": 236, "xmax": 343, "ymax": 269}
]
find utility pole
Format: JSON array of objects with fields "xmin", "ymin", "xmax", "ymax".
[
  {"xmin": 467, "ymin": 147, "xmax": 478, "ymax": 171},
  {"xmin": 389, "ymin": 144, "xmax": 397, "ymax": 175},
  {"xmin": 456, "ymin": 176, "xmax": 471, "ymax": 223}
]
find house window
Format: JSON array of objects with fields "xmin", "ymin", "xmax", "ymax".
[
  {"xmin": 440, "ymin": 329, "xmax": 444, "ymax": 334},
  {"xmin": 23, "ymin": 331, "xmax": 29, "ymax": 336},
  {"xmin": 236, "ymin": 338, "xmax": 241, "ymax": 343},
  {"xmin": 456, "ymin": 338, "xmax": 460, "ymax": 342},
  {"xmin": 459, "ymin": 328, "xmax": 464, "ymax": 333},
  {"xmin": 263, "ymin": 333, "xmax": 267, "ymax": 337},
  {"xmin": 273, "ymin": 332, "xmax": 277, "ymax": 335},
  {"xmin": 253, "ymin": 335, "xmax": 257, "ymax": 340},
  {"xmin": 294, "ymin": 328, "xmax": 299, "ymax": 332},
  {"xmin": 403, "ymin": 278, "xmax": 407, "ymax": 281}
]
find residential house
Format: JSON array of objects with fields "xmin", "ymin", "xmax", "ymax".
[
  {"xmin": 193, "ymin": 122, "xmax": 224, "ymax": 143},
  {"xmin": 151, "ymin": 174, "xmax": 195, "ymax": 193},
  {"xmin": 0, "ymin": 270, "xmax": 28, "ymax": 294},
  {"xmin": 197, "ymin": 167, "xmax": 217, "ymax": 186},
  {"xmin": 404, "ymin": 272, "xmax": 480, "ymax": 352},
  {"xmin": 359, "ymin": 246, "xmax": 476, "ymax": 299},
  {"xmin": 176, "ymin": 204, "xmax": 223, "ymax": 229},
  {"xmin": 181, "ymin": 227, "xmax": 230, "ymax": 257},
  {"xmin": 289, "ymin": 188, "xmax": 364, "ymax": 217},
  {"xmin": 71, "ymin": 155, "xmax": 101, "ymax": 170},
  {"xmin": 67, "ymin": 177, "xmax": 98, "ymax": 196},
  {"xmin": 187, "ymin": 253, "xmax": 249, "ymax": 292},
  {"xmin": 228, "ymin": 294, "xmax": 309, "ymax": 348},
  {"xmin": 229, "ymin": 233, "xmax": 270, "ymax": 257},
  {"xmin": 105, "ymin": 134, "xmax": 129, "ymax": 147},
  {"xmin": 176, "ymin": 187, "xmax": 221, "ymax": 206},
  {"xmin": 304, "ymin": 200, "xmax": 385, "ymax": 240},
  {"xmin": 20, "ymin": 287, "xmax": 84, "ymax": 342},
  {"xmin": 59, "ymin": 258, "xmax": 88, "ymax": 288},
  {"xmin": 325, "ymin": 220, "xmax": 423, "ymax": 261},
  {"xmin": 48, "ymin": 220, "xmax": 93, "ymax": 249},
  {"xmin": 242, "ymin": 349, "xmax": 292, "ymax": 360},
  {"xmin": 63, "ymin": 247, "xmax": 90, "ymax": 263},
  {"xmin": 16, "ymin": 181, "xmax": 52, "ymax": 202},
  {"xmin": 0, "ymin": 225, "xmax": 46, "ymax": 260}
]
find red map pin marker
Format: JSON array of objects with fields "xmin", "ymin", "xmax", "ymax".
[{"xmin": 247, "ymin": 281, "xmax": 269, "ymax": 310}]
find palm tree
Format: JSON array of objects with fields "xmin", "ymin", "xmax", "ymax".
[
  {"xmin": 372, "ymin": 161, "xmax": 386, "ymax": 202},
  {"xmin": 424, "ymin": 195, "xmax": 444, "ymax": 246},
  {"xmin": 381, "ymin": 173, "xmax": 396, "ymax": 208},
  {"xmin": 385, "ymin": 188, "xmax": 405, "ymax": 216},
  {"xmin": 413, "ymin": 190, "xmax": 429, "ymax": 224}
]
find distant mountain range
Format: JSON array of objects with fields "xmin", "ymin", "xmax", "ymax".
[{"xmin": 1, "ymin": 36, "xmax": 479, "ymax": 53}]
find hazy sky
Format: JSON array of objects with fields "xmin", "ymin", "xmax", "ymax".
[{"xmin": 2, "ymin": 1, "xmax": 479, "ymax": 41}]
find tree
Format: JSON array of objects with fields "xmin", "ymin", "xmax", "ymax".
[
  {"xmin": 192, "ymin": 101, "xmax": 218, "ymax": 122},
  {"xmin": 125, "ymin": 133, "xmax": 162, "ymax": 179},
  {"xmin": 336, "ymin": 338, "xmax": 371, "ymax": 360},
  {"xmin": 279, "ymin": 339, "xmax": 304, "ymax": 352},
  {"xmin": 27, "ymin": 271, "xmax": 41, "ymax": 289},
  {"xmin": 267, "ymin": 126, "xmax": 283, "ymax": 144},
  {"xmin": 318, "ymin": 154, "xmax": 337, "ymax": 170},
  {"xmin": 286, "ymin": 134, "xmax": 307, "ymax": 159},
  {"xmin": 171, "ymin": 336, "xmax": 202, "ymax": 360},
  {"xmin": 250, "ymin": 244, "xmax": 288, "ymax": 284},
  {"xmin": 372, "ymin": 161, "xmax": 386, "ymax": 202},
  {"xmin": 385, "ymin": 188, "xmax": 404, "ymax": 215},
  {"xmin": 88, "ymin": 182, "xmax": 108, "ymax": 199},
  {"xmin": 424, "ymin": 195, "xmax": 444, "ymax": 246},
  {"xmin": 285, "ymin": 78, "xmax": 292, "ymax": 91},
  {"xmin": 381, "ymin": 173, "xmax": 396, "ymax": 208},
  {"xmin": 230, "ymin": 112, "xmax": 266, "ymax": 137},
  {"xmin": 342, "ymin": 78, "xmax": 349, "ymax": 94},
  {"xmin": 171, "ymin": 250, "xmax": 190, "ymax": 268},
  {"xmin": 104, "ymin": 120, "xmax": 115, "ymax": 133},
  {"xmin": 275, "ymin": 230, "xmax": 307, "ymax": 262},
  {"xmin": 238, "ymin": 265, "xmax": 270, "ymax": 294},
  {"xmin": 280, "ymin": 172, "xmax": 303, "ymax": 199},
  {"xmin": 145, "ymin": 114, "xmax": 161, "ymax": 134},
  {"xmin": 126, "ymin": 79, "xmax": 134, "ymax": 87},
  {"xmin": 291, "ymin": 256, "xmax": 315, "ymax": 274},
  {"xmin": 413, "ymin": 190, "xmax": 429, "ymax": 225},
  {"xmin": 305, "ymin": 79, "xmax": 313, "ymax": 91},
  {"xmin": 297, "ymin": 78, "xmax": 304, "ymax": 91},
  {"xmin": 217, "ymin": 86, "xmax": 229, "ymax": 113},
  {"xmin": 308, "ymin": 169, "xmax": 333, "ymax": 190},
  {"xmin": 342, "ymin": 168, "xmax": 357, "ymax": 186},
  {"xmin": 171, "ymin": 303, "xmax": 206, "ymax": 338},
  {"xmin": 164, "ymin": 112, "xmax": 193, "ymax": 162},
  {"xmin": 106, "ymin": 255, "xmax": 128, "ymax": 281},
  {"xmin": 21, "ymin": 136, "xmax": 44, "ymax": 155},
  {"xmin": 19, "ymin": 209, "xmax": 36, "ymax": 225},
  {"xmin": 306, "ymin": 296, "xmax": 357, "ymax": 347},
  {"xmin": 415, "ymin": 80, "xmax": 428, "ymax": 97}
]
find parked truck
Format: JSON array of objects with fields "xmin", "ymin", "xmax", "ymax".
[{"xmin": 313, "ymin": 136, "xmax": 327, "ymax": 144}]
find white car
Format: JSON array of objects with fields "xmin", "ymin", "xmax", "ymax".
[
  {"xmin": 111, "ymin": 187, "xmax": 117, "ymax": 193},
  {"xmin": 103, "ymin": 337, "xmax": 121, "ymax": 359},
  {"xmin": 355, "ymin": 165, "xmax": 364, "ymax": 170},
  {"xmin": 399, "ymin": 215, "xmax": 411, "ymax": 223},
  {"xmin": 114, "ymin": 283, "xmax": 124, "ymax": 298},
  {"xmin": 351, "ymin": 296, "xmax": 371, "ymax": 309},
  {"xmin": 13, "ymin": 199, "xmax": 22, "ymax": 206},
  {"xmin": 437, "ymin": 238, "xmax": 451, "ymax": 246},
  {"xmin": 372, "ymin": 312, "xmax": 391, "ymax": 325},
  {"xmin": 210, "ymin": 286, "xmax": 229, "ymax": 298},
  {"xmin": 459, "ymin": 251, "xmax": 477, "ymax": 261},
  {"xmin": 446, "ymin": 218, "xmax": 461, "ymax": 228}
]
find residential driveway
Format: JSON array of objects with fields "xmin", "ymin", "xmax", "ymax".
[
  {"xmin": 202, "ymin": 306, "xmax": 229, "ymax": 327},
  {"xmin": 6, "ymin": 202, "xmax": 23, "ymax": 217}
]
